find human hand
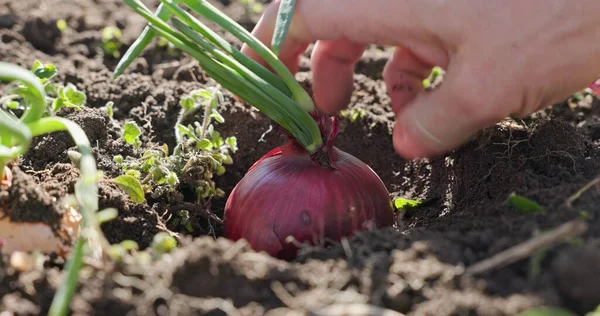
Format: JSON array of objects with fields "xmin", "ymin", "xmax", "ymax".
[{"xmin": 241, "ymin": 0, "xmax": 600, "ymax": 159}]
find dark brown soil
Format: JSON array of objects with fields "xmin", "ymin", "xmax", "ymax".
[{"xmin": 1, "ymin": 0, "xmax": 600, "ymax": 315}]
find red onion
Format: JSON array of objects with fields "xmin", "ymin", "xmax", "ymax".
[{"xmin": 223, "ymin": 115, "xmax": 394, "ymax": 259}]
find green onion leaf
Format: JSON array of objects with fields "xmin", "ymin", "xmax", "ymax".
[
  {"xmin": 113, "ymin": 1, "xmax": 181, "ymax": 79},
  {"xmin": 272, "ymin": 0, "xmax": 295, "ymax": 56},
  {"xmin": 180, "ymin": 0, "xmax": 314, "ymax": 111}
]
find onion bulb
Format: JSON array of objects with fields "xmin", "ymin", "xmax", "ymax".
[{"xmin": 223, "ymin": 116, "xmax": 394, "ymax": 259}]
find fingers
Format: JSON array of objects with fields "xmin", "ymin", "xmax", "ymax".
[
  {"xmin": 241, "ymin": 0, "xmax": 429, "ymax": 74},
  {"xmin": 310, "ymin": 40, "xmax": 367, "ymax": 113},
  {"xmin": 240, "ymin": 0, "xmax": 310, "ymax": 73},
  {"xmin": 383, "ymin": 47, "xmax": 435, "ymax": 115},
  {"xmin": 392, "ymin": 61, "xmax": 508, "ymax": 159}
]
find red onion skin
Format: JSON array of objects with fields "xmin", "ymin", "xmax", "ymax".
[{"xmin": 223, "ymin": 127, "xmax": 394, "ymax": 259}]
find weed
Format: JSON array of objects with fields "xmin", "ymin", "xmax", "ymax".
[
  {"xmin": 101, "ymin": 26, "xmax": 123, "ymax": 59},
  {"xmin": 114, "ymin": 87, "xmax": 237, "ymax": 205}
]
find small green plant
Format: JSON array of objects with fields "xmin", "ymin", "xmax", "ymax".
[
  {"xmin": 339, "ymin": 108, "xmax": 365, "ymax": 123},
  {"xmin": 103, "ymin": 101, "xmax": 114, "ymax": 119},
  {"xmin": 152, "ymin": 232, "xmax": 177, "ymax": 256},
  {"xmin": 1, "ymin": 60, "xmax": 87, "ymax": 115},
  {"xmin": 122, "ymin": 120, "xmax": 143, "ymax": 148},
  {"xmin": 101, "ymin": 26, "xmax": 123, "ymax": 58},
  {"xmin": 0, "ymin": 62, "xmax": 112, "ymax": 316},
  {"xmin": 393, "ymin": 197, "xmax": 422, "ymax": 210},
  {"xmin": 114, "ymin": 87, "xmax": 237, "ymax": 204},
  {"xmin": 56, "ymin": 19, "xmax": 68, "ymax": 33},
  {"xmin": 506, "ymin": 192, "xmax": 544, "ymax": 214}
]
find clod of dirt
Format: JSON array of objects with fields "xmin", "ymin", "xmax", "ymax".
[
  {"xmin": 21, "ymin": 13, "xmax": 61, "ymax": 53},
  {"xmin": 1, "ymin": 166, "xmax": 63, "ymax": 228},
  {"xmin": 22, "ymin": 107, "xmax": 109, "ymax": 170},
  {"xmin": 552, "ymin": 245, "xmax": 600, "ymax": 314},
  {"xmin": 0, "ymin": 165, "xmax": 80, "ymax": 255}
]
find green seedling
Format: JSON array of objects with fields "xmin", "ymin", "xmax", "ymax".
[
  {"xmin": 506, "ymin": 192, "xmax": 544, "ymax": 214},
  {"xmin": 56, "ymin": 19, "xmax": 68, "ymax": 33},
  {"xmin": 271, "ymin": 0, "xmax": 294, "ymax": 56},
  {"xmin": 104, "ymin": 101, "xmax": 114, "ymax": 119},
  {"xmin": 152, "ymin": 232, "xmax": 177, "ymax": 256},
  {"xmin": 0, "ymin": 62, "xmax": 113, "ymax": 316},
  {"xmin": 114, "ymin": 87, "xmax": 236, "ymax": 205},
  {"xmin": 108, "ymin": 175, "xmax": 146, "ymax": 204},
  {"xmin": 393, "ymin": 197, "xmax": 422, "ymax": 211},
  {"xmin": 102, "ymin": 26, "xmax": 123, "ymax": 58},
  {"xmin": 339, "ymin": 108, "xmax": 365, "ymax": 123},
  {"xmin": 171, "ymin": 209, "xmax": 193, "ymax": 232},
  {"xmin": 123, "ymin": 120, "xmax": 142, "ymax": 148},
  {"xmin": 1, "ymin": 60, "xmax": 87, "ymax": 115}
]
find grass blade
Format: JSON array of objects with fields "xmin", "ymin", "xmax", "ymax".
[{"xmin": 271, "ymin": 0, "xmax": 295, "ymax": 56}]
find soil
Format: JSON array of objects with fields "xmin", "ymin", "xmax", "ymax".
[{"xmin": 1, "ymin": 0, "xmax": 600, "ymax": 315}]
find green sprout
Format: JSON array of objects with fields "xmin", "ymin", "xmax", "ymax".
[
  {"xmin": 0, "ymin": 62, "xmax": 111, "ymax": 316},
  {"xmin": 123, "ymin": 120, "xmax": 142, "ymax": 148},
  {"xmin": 1, "ymin": 60, "xmax": 87, "ymax": 115},
  {"xmin": 113, "ymin": 0, "xmax": 323, "ymax": 154},
  {"xmin": 113, "ymin": 87, "xmax": 236, "ymax": 205},
  {"xmin": 171, "ymin": 209, "xmax": 193, "ymax": 232},
  {"xmin": 104, "ymin": 101, "xmax": 114, "ymax": 119},
  {"xmin": 151, "ymin": 232, "xmax": 177, "ymax": 256},
  {"xmin": 506, "ymin": 192, "xmax": 544, "ymax": 214},
  {"xmin": 56, "ymin": 19, "xmax": 68, "ymax": 33},
  {"xmin": 339, "ymin": 108, "xmax": 365, "ymax": 123},
  {"xmin": 101, "ymin": 26, "xmax": 123, "ymax": 58},
  {"xmin": 393, "ymin": 197, "xmax": 422, "ymax": 211}
]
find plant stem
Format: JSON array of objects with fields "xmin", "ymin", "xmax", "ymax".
[
  {"xmin": 199, "ymin": 87, "xmax": 218, "ymax": 140},
  {"xmin": 47, "ymin": 237, "xmax": 85, "ymax": 316}
]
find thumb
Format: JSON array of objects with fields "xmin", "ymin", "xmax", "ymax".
[{"xmin": 392, "ymin": 62, "xmax": 509, "ymax": 159}]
